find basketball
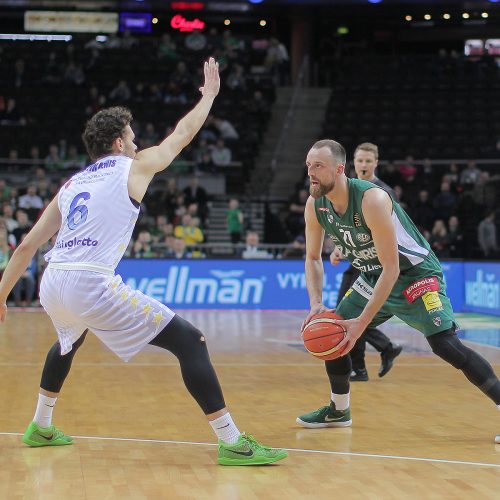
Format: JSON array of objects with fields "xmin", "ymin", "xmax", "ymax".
[{"xmin": 302, "ymin": 312, "xmax": 347, "ymax": 361}]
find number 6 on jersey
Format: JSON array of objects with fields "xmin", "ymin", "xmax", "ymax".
[{"xmin": 67, "ymin": 192, "xmax": 91, "ymax": 230}]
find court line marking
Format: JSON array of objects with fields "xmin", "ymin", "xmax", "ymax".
[
  {"xmin": 1, "ymin": 432, "xmax": 499, "ymax": 469},
  {"xmin": 0, "ymin": 361, "xmax": 454, "ymax": 367}
]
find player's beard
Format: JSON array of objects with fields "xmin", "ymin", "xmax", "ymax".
[{"xmin": 309, "ymin": 178, "xmax": 335, "ymax": 199}]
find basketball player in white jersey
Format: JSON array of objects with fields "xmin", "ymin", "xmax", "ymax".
[{"xmin": 0, "ymin": 58, "xmax": 287, "ymax": 465}]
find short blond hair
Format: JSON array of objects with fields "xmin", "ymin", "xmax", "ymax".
[{"xmin": 354, "ymin": 142, "xmax": 379, "ymax": 161}]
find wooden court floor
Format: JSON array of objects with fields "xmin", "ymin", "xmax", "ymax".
[{"xmin": 1, "ymin": 309, "xmax": 500, "ymax": 499}]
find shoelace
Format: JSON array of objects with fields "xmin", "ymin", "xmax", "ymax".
[{"xmin": 241, "ymin": 433, "xmax": 270, "ymax": 451}]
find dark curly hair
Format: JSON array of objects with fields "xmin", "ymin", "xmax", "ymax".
[{"xmin": 82, "ymin": 106, "xmax": 133, "ymax": 161}]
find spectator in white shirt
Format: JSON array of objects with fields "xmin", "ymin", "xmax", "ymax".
[
  {"xmin": 18, "ymin": 185, "xmax": 44, "ymax": 211},
  {"xmin": 242, "ymin": 231, "xmax": 272, "ymax": 260},
  {"xmin": 211, "ymin": 139, "xmax": 232, "ymax": 166}
]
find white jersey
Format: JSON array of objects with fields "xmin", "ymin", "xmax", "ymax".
[{"xmin": 46, "ymin": 155, "xmax": 139, "ymax": 274}]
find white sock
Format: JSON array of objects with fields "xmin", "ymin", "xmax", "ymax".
[
  {"xmin": 209, "ymin": 413, "xmax": 241, "ymax": 444},
  {"xmin": 497, "ymin": 404, "xmax": 500, "ymax": 412},
  {"xmin": 331, "ymin": 391, "xmax": 350, "ymax": 411},
  {"xmin": 33, "ymin": 394, "xmax": 57, "ymax": 428}
]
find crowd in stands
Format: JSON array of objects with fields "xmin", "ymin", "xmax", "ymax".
[{"xmin": 0, "ymin": 29, "xmax": 278, "ymax": 184}]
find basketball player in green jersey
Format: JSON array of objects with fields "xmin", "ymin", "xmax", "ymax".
[{"xmin": 296, "ymin": 139, "xmax": 500, "ymax": 443}]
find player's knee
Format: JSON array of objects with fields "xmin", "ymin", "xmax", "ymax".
[
  {"xmin": 427, "ymin": 329, "xmax": 468, "ymax": 370},
  {"xmin": 151, "ymin": 315, "xmax": 208, "ymax": 359}
]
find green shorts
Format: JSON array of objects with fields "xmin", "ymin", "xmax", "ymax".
[{"xmin": 336, "ymin": 267, "xmax": 456, "ymax": 337}]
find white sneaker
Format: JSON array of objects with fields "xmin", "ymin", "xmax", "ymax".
[{"xmin": 495, "ymin": 435, "xmax": 500, "ymax": 444}]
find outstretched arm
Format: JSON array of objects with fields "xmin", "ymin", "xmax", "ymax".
[
  {"xmin": 128, "ymin": 58, "xmax": 220, "ymax": 201},
  {"xmin": 0, "ymin": 197, "xmax": 61, "ymax": 322}
]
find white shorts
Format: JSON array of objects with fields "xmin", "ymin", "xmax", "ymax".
[{"xmin": 40, "ymin": 268, "xmax": 175, "ymax": 361}]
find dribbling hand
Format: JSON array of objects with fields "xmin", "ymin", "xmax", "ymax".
[
  {"xmin": 301, "ymin": 303, "xmax": 333, "ymax": 332},
  {"xmin": 199, "ymin": 57, "xmax": 220, "ymax": 97}
]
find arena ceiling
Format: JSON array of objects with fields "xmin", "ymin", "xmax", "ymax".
[{"xmin": 0, "ymin": 0, "xmax": 496, "ymax": 9}]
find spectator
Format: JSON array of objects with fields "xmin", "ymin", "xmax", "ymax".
[
  {"xmin": 44, "ymin": 51, "xmax": 62, "ymax": 84},
  {"xmin": 140, "ymin": 123, "xmax": 159, "ymax": 149},
  {"xmin": 460, "ymin": 160, "xmax": 481, "ymax": 188},
  {"xmin": 213, "ymin": 117, "xmax": 239, "ymax": 140},
  {"xmin": 282, "ymin": 235, "xmax": 306, "ymax": 259},
  {"xmin": 227, "ymin": 198, "xmax": 244, "ymax": 244},
  {"xmin": 163, "ymin": 235, "xmax": 177, "ymax": 258},
  {"xmin": 0, "ymin": 227, "xmax": 10, "ymax": 277},
  {"xmin": 30, "ymin": 147, "xmax": 43, "ymax": 169},
  {"xmin": 12, "ymin": 210, "xmax": 33, "ymax": 244},
  {"xmin": 0, "ymin": 98, "xmax": 26, "ymax": 125},
  {"xmin": 264, "ymin": 37, "xmax": 289, "ymax": 84},
  {"xmin": 0, "ymin": 179, "xmax": 11, "ymax": 204},
  {"xmin": 443, "ymin": 163, "xmax": 460, "ymax": 191},
  {"xmin": 12, "ymin": 232, "xmax": 37, "ymax": 306},
  {"xmin": 380, "ymin": 163, "xmax": 403, "ymax": 188},
  {"xmin": 18, "ymin": 185, "xmax": 44, "ymax": 221},
  {"xmin": 286, "ymin": 188, "xmax": 308, "ymax": 239},
  {"xmin": 185, "ymin": 29, "xmax": 207, "ymax": 51},
  {"xmin": 109, "ymin": 80, "xmax": 132, "ymax": 102},
  {"xmin": 170, "ymin": 61, "xmax": 193, "ymax": 94},
  {"xmin": 175, "ymin": 214, "xmax": 203, "ymax": 245},
  {"xmin": 448, "ymin": 215, "xmax": 464, "ymax": 258},
  {"xmin": 211, "ymin": 139, "xmax": 232, "ymax": 166},
  {"xmin": 44, "ymin": 144, "xmax": 64, "ymax": 170},
  {"xmin": 37, "ymin": 180, "xmax": 50, "ymax": 200},
  {"xmin": 429, "ymin": 220, "xmax": 450, "ymax": 258},
  {"xmin": 433, "ymin": 181, "xmax": 457, "ymax": 222},
  {"xmin": 226, "ymin": 64, "xmax": 246, "ymax": 92},
  {"xmin": 412, "ymin": 190, "xmax": 434, "ymax": 232},
  {"xmin": 222, "ymin": 30, "xmax": 243, "ymax": 58},
  {"xmin": 192, "ymin": 138, "xmax": 211, "ymax": 163},
  {"xmin": 242, "ymin": 231, "xmax": 272, "ymax": 259},
  {"xmin": 196, "ymin": 152, "xmax": 216, "ymax": 174},
  {"xmin": 172, "ymin": 237, "xmax": 189, "ymax": 259},
  {"xmin": 63, "ymin": 145, "xmax": 86, "ymax": 170},
  {"xmin": 2, "ymin": 204, "xmax": 18, "ymax": 234},
  {"xmin": 247, "ymin": 90, "xmax": 269, "ymax": 119},
  {"xmin": 183, "ymin": 177, "xmax": 207, "ymax": 209},
  {"xmin": 173, "ymin": 194, "xmax": 187, "ymax": 225},
  {"xmin": 478, "ymin": 212, "xmax": 497, "ymax": 258},
  {"xmin": 64, "ymin": 62, "xmax": 85, "ymax": 85},
  {"xmin": 157, "ymin": 34, "xmax": 178, "ymax": 60},
  {"xmin": 131, "ymin": 230, "xmax": 155, "ymax": 258},
  {"xmin": 187, "ymin": 217, "xmax": 204, "ymax": 245},
  {"xmin": 121, "ymin": 30, "xmax": 138, "ymax": 50},
  {"xmin": 397, "ymin": 155, "xmax": 417, "ymax": 182}
]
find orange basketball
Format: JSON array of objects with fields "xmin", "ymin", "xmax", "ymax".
[{"xmin": 302, "ymin": 312, "xmax": 347, "ymax": 361}]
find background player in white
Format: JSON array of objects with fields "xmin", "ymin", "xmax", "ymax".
[{"xmin": 0, "ymin": 58, "xmax": 287, "ymax": 466}]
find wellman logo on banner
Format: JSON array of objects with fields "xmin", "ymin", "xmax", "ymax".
[{"xmin": 116, "ymin": 259, "xmax": 469, "ymax": 311}]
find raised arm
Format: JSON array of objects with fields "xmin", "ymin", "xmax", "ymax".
[
  {"xmin": 302, "ymin": 196, "xmax": 327, "ymax": 329},
  {"xmin": 0, "ymin": 197, "xmax": 62, "ymax": 322},
  {"xmin": 128, "ymin": 58, "xmax": 220, "ymax": 201}
]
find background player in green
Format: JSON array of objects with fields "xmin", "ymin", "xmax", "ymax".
[{"xmin": 296, "ymin": 139, "xmax": 500, "ymax": 443}]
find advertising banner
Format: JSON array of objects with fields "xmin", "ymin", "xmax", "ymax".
[
  {"xmin": 464, "ymin": 262, "xmax": 500, "ymax": 316},
  {"xmin": 116, "ymin": 259, "xmax": 470, "ymax": 311}
]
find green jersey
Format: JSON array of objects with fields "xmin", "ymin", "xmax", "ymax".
[{"xmin": 314, "ymin": 178, "xmax": 441, "ymax": 276}]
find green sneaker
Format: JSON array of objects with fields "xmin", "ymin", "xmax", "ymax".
[
  {"xmin": 296, "ymin": 402, "xmax": 352, "ymax": 428},
  {"xmin": 218, "ymin": 433, "xmax": 288, "ymax": 466},
  {"xmin": 22, "ymin": 421, "xmax": 73, "ymax": 447}
]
